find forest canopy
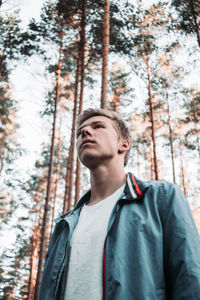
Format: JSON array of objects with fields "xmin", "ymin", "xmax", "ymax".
[{"xmin": 0, "ymin": 0, "xmax": 199, "ymax": 299}]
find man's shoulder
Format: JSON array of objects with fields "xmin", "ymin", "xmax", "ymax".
[
  {"xmin": 136, "ymin": 176, "xmax": 181, "ymax": 195},
  {"xmin": 135, "ymin": 176, "xmax": 186, "ymax": 210}
]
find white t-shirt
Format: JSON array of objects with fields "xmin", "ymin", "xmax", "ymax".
[{"xmin": 64, "ymin": 184, "xmax": 125, "ymax": 300}]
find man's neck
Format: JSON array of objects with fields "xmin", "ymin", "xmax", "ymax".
[{"xmin": 88, "ymin": 163, "xmax": 126, "ymax": 206}]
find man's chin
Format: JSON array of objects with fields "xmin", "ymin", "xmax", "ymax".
[{"xmin": 79, "ymin": 154, "xmax": 101, "ymax": 169}]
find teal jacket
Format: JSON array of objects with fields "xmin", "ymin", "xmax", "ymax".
[{"xmin": 39, "ymin": 173, "xmax": 200, "ymax": 300}]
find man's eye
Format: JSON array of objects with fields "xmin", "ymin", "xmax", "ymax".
[{"xmin": 95, "ymin": 124, "xmax": 103, "ymax": 129}]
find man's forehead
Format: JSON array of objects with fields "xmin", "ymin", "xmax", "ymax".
[{"xmin": 77, "ymin": 115, "xmax": 113, "ymax": 130}]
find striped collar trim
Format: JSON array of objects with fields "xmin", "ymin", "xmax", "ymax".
[{"xmin": 124, "ymin": 172, "xmax": 146, "ymax": 200}]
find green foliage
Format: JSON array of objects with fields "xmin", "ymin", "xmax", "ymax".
[
  {"xmin": 0, "ymin": 12, "xmax": 21, "ymax": 59},
  {"xmin": 0, "ymin": 0, "xmax": 200, "ymax": 298},
  {"xmin": 0, "ymin": 85, "xmax": 21, "ymax": 170},
  {"xmin": 0, "ymin": 225, "xmax": 31, "ymax": 299},
  {"xmin": 171, "ymin": 0, "xmax": 200, "ymax": 35},
  {"xmin": 87, "ymin": 0, "xmax": 136, "ymax": 57}
]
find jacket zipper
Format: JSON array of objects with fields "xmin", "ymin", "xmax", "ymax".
[
  {"xmin": 53, "ymin": 227, "xmax": 70, "ymax": 299},
  {"xmin": 102, "ymin": 193, "xmax": 146, "ymax": 300},
  {"xmin": 103, "ymin": 237, "xmax": 107, "ymax": 300},
  {"xmin": 102, "ymin": 206, "xmax": 120, "ymax": 300}
]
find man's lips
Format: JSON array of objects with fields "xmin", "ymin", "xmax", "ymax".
[{"xmin": 80, "ymin": 139, "xmax": 96, "ymax": 149}]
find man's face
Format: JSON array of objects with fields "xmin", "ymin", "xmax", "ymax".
[{"xmin": 76, "ymin": 115, "xmax": 122, "ymax": 169}]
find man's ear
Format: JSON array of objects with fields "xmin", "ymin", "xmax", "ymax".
[{"xmin": 118, "ymin": 139, "xmax": 131, "ymax": 154}]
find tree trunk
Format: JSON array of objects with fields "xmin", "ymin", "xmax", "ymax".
[
  {"xmin": 166, "ymin": 92, "xmax": 176, "ymax": 183},
  {"xmin": 63, "ymin": 56, "xmax": 80, "ymax": 212},
  {"xmin": 74, "ymin": 0, "xmax": 86, "ymax": 205},
  {"xmin": 0, "ymin": 53, "xmax": 5, "ymax": 77},
  {"xmin": 0, "ymin": 146, "xmax": 6, "ymax": 176},
  {"xmin": 179, "ymin": 142, "xmax": 187, "ymax": 196},
  {"xmin": 193, "ymin": 107, "xmax": 200, "ymax": 158},
  {"xmin": 195, "ymin": 123, "xmax": 200, "ymax": 159},
  {"xmin": 50, "ymin": 102, "xmax": 64, "ymax": 236},
  {"xmin": 28, "ymin": 225, "xmax": 41, "ymax": 300},
  {"xmin": 112, "ymin": 93, "xmax": 118, "ymax": 112},
  {"xmin": 27, "ymin": 189, "xmax": 42, "ymax": 300},
  {"xmin": 101, "ymin": 0, "xmax": 110, "ymax": 108},
  {"xmin": 34, "ymin": 32, "xmax": 63, "ymax": 300},
  {"xmin": 150, "ymin": 139, "xmax": 154, "ymax": 180},
  {"xmin": 190, "ymin": 0, "xmax": 200, "ymax": 47},
  {"xmin": 137, "ymin": 147, "xmax": 141, "ymax": 178},
  {"xmin": 145, "ymin": 54, "xmax": 159, "ymax": 180}
]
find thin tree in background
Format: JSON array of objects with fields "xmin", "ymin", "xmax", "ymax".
[
  {"xmin": 74, "ymin": 0, "xmax": 86, "ymax": 205},
  {"xmin": 27, "ymin": 182, "xmax": 44, "ymax": 300},
  {"xmin": 179, "ymin": 141, "xmax": 187, "ymax": 196},
  {"xmin": 144, "ymin": 54, "xmax": 159, "ymax": 180},
  {"xmin": 50, "ymin": 102, "xmax": 64, "ymax": 235},
  {"xmin": 109, "ymin": 66, "xmax": 133, "ymax": 112},
  {"xmin": 155, "ymin": 46, "xmax": 183, "ymax": 184},
  {"xmin": 131, "ymin": 3, "xmax": 169, "ymax": 180},
  {"xmin": 165, "ymin": 90, "xmax": 176, "ymax": 183},
  {"xmin": 28, "ymin": 224, "xmax": 40, "ymax": 300},
  {"xmin": 34, "ymin": 28, "xmax": 63, "ymax": 300},
  {"xmin": 130, "ymin": 110, "xmax": 153, "ymax": 180},
  {"xmin": 63, "ymin": 56, "xmax": 80, "ymax": 212},
  {"xmin": 101, "ymin": 0, "xmax": 110, "ymax": 108},
  {"xmin": 182, "ymin": 88, "xmax": 200, "ymax": 159}
]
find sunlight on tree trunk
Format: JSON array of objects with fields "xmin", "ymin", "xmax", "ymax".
[
  {"xmin": 145, "ymin": 54, "xmax": 159, "ymax": 180},
  {"xmin": 101, "ymin": 0, "xmax": 110, "ymax": 108},
  {"xmin": 166, "ymin": 92, "xmax": 176, "ymax": 183},
  {"xmin": 179, "ymin": 142, "xmax": 187, "ymax": 196},
  {"xmin": 63, "ymin": 56, "xmax": 80, "ymax": 212},
  {"xmin": 75, "ymin": 0, "xmax": 86, "ymax": 205}
]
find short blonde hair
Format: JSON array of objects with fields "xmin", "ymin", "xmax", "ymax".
[{"xmin": 76, "ymin": 108, "xmax": 131, "ymax": 166}]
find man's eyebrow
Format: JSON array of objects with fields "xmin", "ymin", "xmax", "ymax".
[{"xmin": 77, "ymin": 121, "xmax": 106, "ymax": 132}]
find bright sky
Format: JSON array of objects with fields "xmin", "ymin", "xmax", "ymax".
[{"xmin": 19, "ymin": 0, "xmax": 44, "ymax": 25}]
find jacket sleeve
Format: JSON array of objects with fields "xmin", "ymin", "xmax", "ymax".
[{"xmin": 160, "ymin": 182, "xmax": 200, "ymax": 299}]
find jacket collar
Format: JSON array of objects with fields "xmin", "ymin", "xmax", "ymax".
[
  {"xmin": 57, "ymin": 172, "xmax": 149, "ymax": 222},
  {"xmin": 123, "ymin": 172, "xmax": 148, "ymax": 200}
]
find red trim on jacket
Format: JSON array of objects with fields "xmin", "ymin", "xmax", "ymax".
[
  {"xmin": 131, "ymin": 173, "xmax": 143, "ymax": 196},
  {"xmin": 103, "ymin": 238, "xmax": 107, "ymax": 300}
]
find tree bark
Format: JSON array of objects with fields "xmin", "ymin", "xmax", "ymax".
[
  {"xmin": 145, "ymin": 54, "xmax": 159, "ymax": 180},
  {"xmin": 137, "ymin": 147, "xmax": 141, "ymax": 178},
  {"xmin": 150, "ymin": 139, "xmax": 154, "ymax": 180},
  {"xmin": 112, "ymin": 93, "xmax": 118, "ymax": 112},
  {"xmin": 166, "ymin": 92, "xmax": 176, "ymax": 183},
  {"xmin": 28, "ymin": 225, "xmax": 41, "ymax": 300},
  {"xmin": 34, "ymin": 31, "xmax": 63, "ymax": 300},
  {"xmin": 50, "ymin": 102, "xmax": 64, "ymax": 236},
  {"xmin": 74, "ymin": 0, "xmax": 86, "ymax": 205},
  {"xmin": 179, "ymin": 142, "xmax": 187, "ymax": 196},
  {"xmin": 0, "ymin": 146, "xmax": 6, "ymax": 176},
  {"xmin": 195, "ymin": 123, "xmax": 200, "ymax": 159},
  {"xmin": 63, "ymin": 56, "xmax": 80, "ymax": 212},
  {"xmin": 101, "ymin": 0, "xmax": 110, "ymax": 108},
  {"xmin": 27, "ymin": 188, "xmax": 43, "ymax": 300},
  {"xmin": 0, "ymin": 53, "xmax": 5, "ymax": 77}
]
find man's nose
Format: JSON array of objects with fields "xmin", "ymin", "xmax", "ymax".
[{"xmin": 81, "ymin": 126, "xmax": 92, "ymax": 137}]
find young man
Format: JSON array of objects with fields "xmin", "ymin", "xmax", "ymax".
[{"xmin": 39, "ymin": 108, "xmax": 200, "ymax": 300}]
